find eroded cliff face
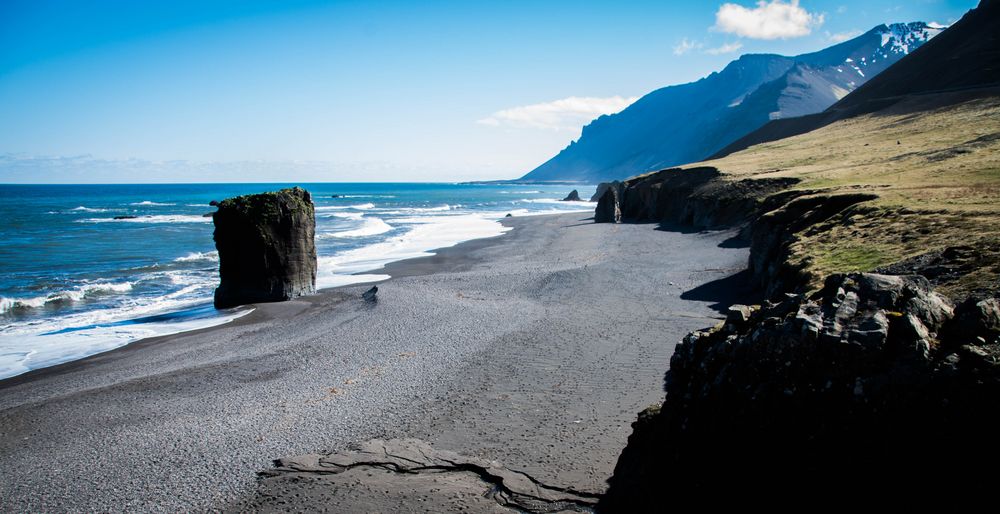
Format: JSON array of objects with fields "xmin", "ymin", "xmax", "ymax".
[
  {"xmin": 601, "ymin": 273, "xmax": 1000, "ymax": 508},
  {"xmin": 595, "ymin": 169, "xmax": 1000, "ymax": 507},
  {"xmin": 595, "ymin": 167, "xmax": 798, "ymax": 230},
  {"xmin": 213, "ymin": 187, "xmax": 317, "ymax": 309}
]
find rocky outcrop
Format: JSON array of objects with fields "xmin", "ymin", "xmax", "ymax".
[
  {"xmin": 244, "ymin": 439, "xmax": 599, "ymax": 513},
  {"xmin": 601, "ymin": 273, "xmax": 1000, "ymax": 508},
  {"xmin": 749, "ymin": 192, "xmax": 878, "ymax": 296},
  {"xmin": 561, "ymin": 189, "xmax": 582, "ymax": 201},
  {"xmin": 593, "ymin": 167, "xmax": 798, "ymax": 229},
  {"xmin": 213, "ymin": 187, "xmax": 317, "ymax": 309},
  {"xmin": 594, "ymin": 182, "xmax": 623, "ymax": 223}
]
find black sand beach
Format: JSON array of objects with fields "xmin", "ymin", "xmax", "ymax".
[{"xmin": 0, "ymin": 213, "xmax": 750, "ymax": 511}]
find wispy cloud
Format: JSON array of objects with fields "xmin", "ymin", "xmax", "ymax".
[
  {"xmin": 714, "ymin": 0, "xmax": 824, "ymax": 40},
  {"xmin": 673, "ymin": 37, "xmax": 704, "ymax": 55},
  {"xmin": 477, "ymin": 96, "xmax": 639, "ymax": 130},
  {"xmin": 705, "ymin": 42, "xmax": 744, "ymax": 55},
  {"xmin": 826, "ymin": 29, "xmax": 862, "ymax": 43}
]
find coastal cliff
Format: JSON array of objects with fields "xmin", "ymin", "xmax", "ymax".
[
  {"xmin": 213, "ymin": 187, "xmax": 317, "ymax": 309},
  {"xmin": 601, "ymin": 273, "xmax": 1000, "ymax": 507},
  {"xmin": 594, "ymin": 34, "xmax": 1000, "ymax": 501}
]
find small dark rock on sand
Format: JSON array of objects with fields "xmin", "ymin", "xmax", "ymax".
[{"xmin": 362, "ymin": 285, "xmax": 378, "ymax": 302}]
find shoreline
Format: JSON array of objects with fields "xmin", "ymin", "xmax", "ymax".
[
  {"xmin": 0, "ymin": 212, "xmax": 550, "ymax": 387},
  {"xmin": 0, "ymin": 212, "xmax": 751, "ymax": 511}
]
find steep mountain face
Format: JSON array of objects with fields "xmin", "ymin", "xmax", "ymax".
[
  {"xmin": 715, "ymin": 1, "xmax": 998, "ymax": 158},
  {"xmin": 520, "ymin": 22, "xmax": 942, "ymax": 183}
]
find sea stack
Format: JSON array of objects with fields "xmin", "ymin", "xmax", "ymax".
[
  {"xmin": 594, "ymin": 182, "xmax": 622, "ymax": 223},
  {"xmin": 561, "ymin": 189, "xmax": 582, "ymax": 201},
  {"xmin": 212, "ymin": 187, "xmax": 317, "ymax": 309}
]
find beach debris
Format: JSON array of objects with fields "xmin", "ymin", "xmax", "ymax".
[
  {"xmin": 561, "ymin": 189, "xmax": 582, "ymax": 201},
  {"xmin": 212, "ymin": 187, "xmax": 317, "ymax": 308},
  {"xmin": 362, "ymin": 285, "xmax": 378, "ymax": 302}
]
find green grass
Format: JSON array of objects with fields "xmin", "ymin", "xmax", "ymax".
[{"xmin": 683, "ymin": 94, "xmax": 1000, "ymax": 296}]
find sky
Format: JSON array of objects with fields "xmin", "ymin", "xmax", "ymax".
[{"xmin": 0, "ymin": 0, "xmax": 980, "ymax": 183}]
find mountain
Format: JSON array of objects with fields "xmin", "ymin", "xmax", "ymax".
[
  {"xmin": 714, "ymin": 0, "xmax": 999, "ymax": 158},
  {"xmin": 519, "ymin": 22, "xmax": 943, "ymax": 183}
]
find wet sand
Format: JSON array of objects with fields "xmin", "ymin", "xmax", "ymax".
[{"xmin": 0, "ymin": 213, "xmax": 750, "ymax": 511}]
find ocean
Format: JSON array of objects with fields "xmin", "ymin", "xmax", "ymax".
[{"xmin": 0, "ymin": 182, "xmax": 597, "ymax": 379}]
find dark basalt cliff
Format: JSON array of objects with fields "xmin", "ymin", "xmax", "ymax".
[
  {"xmin": 596, "ymin": 169, "xmax": 1000, "ymax": 507},
  {"xmin": 213, "ymin": 187, "xmax": 317, "ymax": 309},
  {"xmin": 601, "ymin": 273, "xmax": 1000, "ymax": 508}
]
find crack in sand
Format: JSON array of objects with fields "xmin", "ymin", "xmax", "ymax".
[{"xmin": 257, "ymin": 438, "xmax": 598, "ymax": 513}]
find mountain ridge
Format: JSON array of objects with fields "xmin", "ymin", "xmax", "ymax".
[
  {"xmin": 519, "ymin": 22, "xmax": 943, "ymax": 183},
  {"xmin": 714, "ymin": 1, "xmax": 998, "ymax": 158}
]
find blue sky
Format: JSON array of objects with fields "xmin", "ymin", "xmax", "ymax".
[{"xmin": 0, "ymin": 0, "xmax": 979, "ymax": 182}]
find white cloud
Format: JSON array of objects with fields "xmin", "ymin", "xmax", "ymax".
[
  {"xmin": 477, "ymin": 96, "xmax": 639, "ymax": 131},
  {"xmin": 714, "ymin": 0, "xmax": 824, "ymax": 40},
  {"xmin": 826, "ymin": 29, "xmax": 862, "ymax": 43},
  {"xmin": 705, "ymin": 42, "xmax": 744, "ymax": 55},
  {"xmin": 673, "ymin": 37, "xmax": 704, "ymax": 55},
  {"xmin": 836, "ymin": 5, "xmax": 847, "ymax": 14}
]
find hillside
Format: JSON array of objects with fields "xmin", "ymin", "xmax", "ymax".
[
  {"xmin": 715, "ymin": 0, "xmax": 1000, "ymax": 157},
  {"xmin": 519, "ymin": 22, "xmax": 942, "ymax": 183},
  {"xmin": 595, "ymin": 3, "xmax": 1000, "ymax": 505}
]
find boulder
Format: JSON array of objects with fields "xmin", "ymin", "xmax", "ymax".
[
  {"xmin": 209, "ymin": 200, "xmax": 220, "ymax": 207},
  {"xmin": 113, "ymin": 215, "xmax": 137, "ymax": 220},
  {"xmin": 944, "ymin": 297, "xmax": 1000, "ymax": 343},
  {"xmin": 561, "ymin": 189, "xmax": 582, "ymax": 201},
  {"xmin": 212, "ymin": 187, "xmax": 317, "ymax": 309},
  {"xmin": 594, "ymin": 182, "xmax": 622, "ymax": 223}
]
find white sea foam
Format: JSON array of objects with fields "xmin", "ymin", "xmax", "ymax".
[
  {"xmin": 70, "ymin": 206, "xmax": 113, "ymax": 213},
  {"xmin": 315, "ymin": 203, "xmax": 375, "ymax": 211},
  {"xmin": 129, "ymin": 200, "xmax": 175, "ymax": 206},
  {"xmin": 319, "ymin": 217, "xmax": 394, "ymax": 239},
  {"xmin": 519, "ymin": 198, "xmax": 598, "ymax": 206},
  {"xmin": 0, "ymin": 281, "xmax": 135, "ymax": 314},
  {"xmin": 78, "ymin": 215, "xmax": 212, "ymax": 224},
  {"xmin": 317, "ymin": 213, "xmax": 509, "ymax": 280},
  {"xmin": 316, "ymin": 273, "xmax": 391, "ymax": 289},
  {"xmin": 174, "ymin": 251, "xmax": 219, "ymax": 263},
  {"xmin": 0, "ymin": 307, "xmax": 252, "ymax": 380},
  {"xmin": 318, "ymin": 211, "xmax": 365, "ymax": 220}
]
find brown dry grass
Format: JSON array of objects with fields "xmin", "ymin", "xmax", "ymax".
[{"xmin": 687, "ymin": 94, "xmax": 1000, "ymax": 294}]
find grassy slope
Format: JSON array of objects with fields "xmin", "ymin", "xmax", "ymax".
[{"xmin": 686, "ymin": 91, "xmax": 1000, "ymax": 296}]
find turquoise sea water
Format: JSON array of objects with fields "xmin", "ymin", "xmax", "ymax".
[{"xmin": 0, "ymin": 182, "xmax": 596, "ymax": 378}]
